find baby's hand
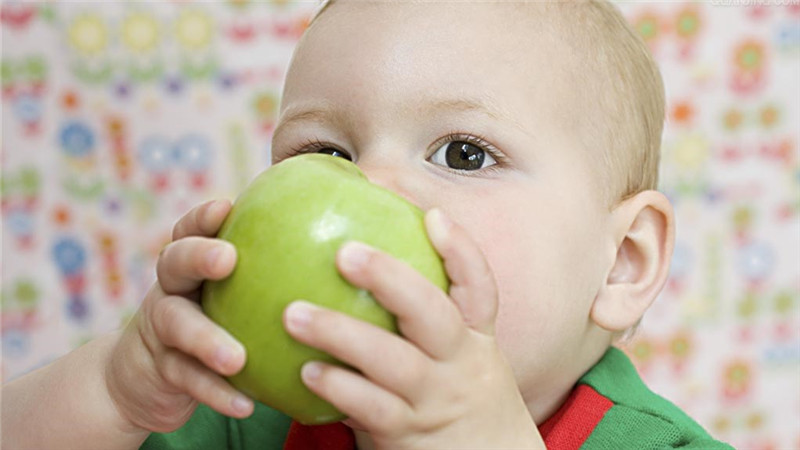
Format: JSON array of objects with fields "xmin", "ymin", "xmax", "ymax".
[
  {"xmin": 283, "ymin": 209, "xmax": 545, "ymax": 449},
  {"xmin": 106, "ymin": 200, "xmax": 253, "ymax": 433}
]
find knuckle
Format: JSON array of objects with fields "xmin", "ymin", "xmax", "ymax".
[
  {"xmin": 156, "ymin": 351, "xmax": 183, "ymax": 388},
  {"xmin": 198, "ymin": 203, "xmax": 218, "ymax": 236},
  {"xmin": 183, "ymin": 368, "xmax": 215, "ymax": 400},
  {"xmin": 431, "ymin": 290, "xmax": 461, "ymax": 328},
  {"xmin": 392, "ymin": 350, "xmax": 425, "ymax": 388},
  {"xmin": 364, "ymin": 249, "xmax": 394, "ymax": 280},
  {"xmin": 468, "ymin": 352, "xmax": 499, "ymax": 390},
  {"xmin": 315, "ymin": 308, "xmax": 344, "ymax": 338},
  {"xmin": 171, "ymin": 215, "xmax": 192, "ymax": 242},
  {"xmin": 171, "ymin": 222, "xmax": 183, "ymax": 242},
  {"xmin": 156, "ymin": 242, "xmax": 177, "ymax": 280},
  {"xmin": 152, "ymin": 297, "xmax": 188, "ymax": 345},
  {"xmin": 139, "ymin": 284, "xmax": 162, "ymax": 315},
  {"xmin": 173, "ymin": 206, "xmax": 202, "ymax": 241},
  {"xmin": 371, "ymin": 401, "xmax": 405, "ymax": 434},
  {"xmin": 147, "ymin": 295, "xmax": 166, "ymax": 331},
  {"xmin": 307, "ymin": 314, "xmax": 347, "ymax": 353},
  {"xmin": 439, "ymin": 380, "xmax": 470, "ymax": 414},
  {"xmin": 158, "ymin": 298, "xmax": 181, "ymax": 329}
]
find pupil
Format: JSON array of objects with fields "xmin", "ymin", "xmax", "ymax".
[
  {"xmin": 445, "ymin": 141, "xmax": 484, "ymax": 170},
  {"xmin": 318, "ymin": 148, "xmax": 352, "ymax": 161}
]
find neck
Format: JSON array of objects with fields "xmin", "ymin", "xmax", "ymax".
[
  {"xmin": 525, "ymin": 334, "xmax": 613, "ymax": 424},
  {"xmin": 353, "ymin": 430, "xmax": 374, "ymax": 450}
]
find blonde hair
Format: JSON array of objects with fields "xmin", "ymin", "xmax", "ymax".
[
  {"xmin": 309, "ymin": 0, "xmax": 665, "ymax": 208},
  {"xmin": 547, "ymin": 0, "xmax": 665, "ymax": 207}
]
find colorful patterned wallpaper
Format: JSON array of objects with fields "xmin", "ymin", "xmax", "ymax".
[{"xmin": 1, "ymin": 2, "xmax": 798, "ymax": 449}]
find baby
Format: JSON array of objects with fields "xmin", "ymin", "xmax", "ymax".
[{"xmin": 1, "ymin": 1, "xmax": 731, "ymax": 449}]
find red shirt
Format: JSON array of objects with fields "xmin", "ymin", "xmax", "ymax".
[{"xmin": 284, "ymin": 384, "xmax": 613, "ymax": 450}]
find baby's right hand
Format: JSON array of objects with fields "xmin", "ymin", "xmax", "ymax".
[{"xmin": 106, "ymin": 199, "xmax": 254, "ymax": 434}]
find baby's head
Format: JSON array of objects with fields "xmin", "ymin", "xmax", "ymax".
[{"xmin": 271, "ymin": 0, "xmax": 674, "ymax": 422}]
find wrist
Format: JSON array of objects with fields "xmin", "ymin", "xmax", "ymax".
[
  {"xmin": 1, "ymin": 330, "xmax": 151, "ymax": 450},
  {"xmin": 101, "ymin": 329, "xmax": 152, "ymax": 438}
]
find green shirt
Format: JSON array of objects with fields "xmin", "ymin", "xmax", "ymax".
[
  {"xmin": 140, "ymin": 401, "xmax": 291, "ymax": 450},
  {"xmin": 141, "ymin": 347, "xmax": 732, "ymax": 449}
]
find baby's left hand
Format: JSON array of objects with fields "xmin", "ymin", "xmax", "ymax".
[{"xmin": 283, "ymin": 209, "xmax": 545, "ymax": 449}]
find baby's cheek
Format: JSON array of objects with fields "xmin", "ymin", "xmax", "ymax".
[
  {"xmin": 494, "ymin": 284, "xmax": 560, "ymax": 352},
  {"xmin": 491, "ymin": 261, "xmax": 556, "ymax": 348},
  {"xmin": 486, "ymin": 243, "xmax": 583, "ymax": 375}
]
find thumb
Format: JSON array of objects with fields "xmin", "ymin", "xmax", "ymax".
[{"xmin": 424, "ymin": 208, "xmax": 499, "ymax": 335}]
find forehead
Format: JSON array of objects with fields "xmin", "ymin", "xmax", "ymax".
[{"xmin": 282, "ymin": 3, "xmax": 578, "ymax": 129}]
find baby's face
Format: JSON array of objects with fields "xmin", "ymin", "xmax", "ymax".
[{"xmin": 272, "ymin": 2, "xmax": 614, "ymax": 420}]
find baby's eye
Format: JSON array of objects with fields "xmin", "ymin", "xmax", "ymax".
[
  {"xmin": 316, "ymin": 147, "xmax": 352, "ymax": 161},
  {"xmin": 428, "ymin": 140, "xmax": 497, "ymax": 171}
]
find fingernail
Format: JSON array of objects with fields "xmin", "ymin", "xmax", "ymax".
[
  {"xmin": 215, "ymin": 345, "xmax": 233, "ymax": 367},
  {"xmin": 214, "ymin": 332, "xmax": 245, "ymax": 368},
  {"xmin": 215, "ymin": 339, "xmax": 244, "ymax": 369},
  {"xmin": 232, "ymin": 395, "xmax": 252, "ymax": 415},
  {"xmin": 339, "ymin": 241, "xmax": 371, "ymax": 272},
  {"xmin": 285, "ymin": 301, "xmax": 315, "ymax": 331},
  {"xmin": 207, "ymin": 246, "xmax": 223, "ymax": 269},
  {"xmin": 302, "ymin": 361, "xmax": 322, "ymax": 382},
  {"xmin": 207, "ymin": 243, "xmax": 234, "ymax": 272},
  {"xmin": 208, "ymin": 198, "xmax": 231, "ymax": 216},
  {"xmin": 427, "ymin": 208, "xmax": 452, "ymax": 243}
]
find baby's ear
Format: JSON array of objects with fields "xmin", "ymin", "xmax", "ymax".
[{"xmin": 590, "ymin": 191, "xmax": 675, "ymax": 332}]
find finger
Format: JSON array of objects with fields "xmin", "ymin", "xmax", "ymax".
[
  {"xmin": 425, "ymin": 208, "xmax": 498, "ymax": 335},
  {"xmin": 300, "ymin": 361, "xmax": 412, "ymax": 435},
  {"xmin": 157, "ymin": 349, "xmax": 254, "ymax": 419},
  {"xmin": 157, "ymin": 237, "xmax": 236, "ymax": 295},
  {"xmin": 172, "ymin": 199, "xmax": 232, "ymax": 241},
  {"xmin": 284, "ymin": 301, "xmax": 429, "ymax": 402},
  {"xmin": 149, "ymin": 295, "xmax": 246, "ymax": 376},
  {"xmin": 336, "ymin": 241, "xmax": 465, "ymax": 360}
]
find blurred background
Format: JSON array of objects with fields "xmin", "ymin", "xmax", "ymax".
[{"xmin": 1, "ymin": 1, "xmax": 798, "ymax": 448}]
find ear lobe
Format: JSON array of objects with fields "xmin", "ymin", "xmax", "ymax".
[{"xmin": 591, "ymin": 191, "xmax": 675, "ymax": 332}]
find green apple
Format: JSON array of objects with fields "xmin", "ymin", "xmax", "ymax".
[{"xmin": 202, "ymin": 153, "xmax": 449, "ymax": 425}]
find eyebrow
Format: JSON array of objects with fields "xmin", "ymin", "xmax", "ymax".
[
  {"xmin": 272, "ymin": 102, "xmax": 344, "ymax": 142},
  {"xmin": 425, "ymin": 97, "xmax": 509, "ymax": 121},
  {"xmin": 273, "ymin": 96, "xmax": 528, "ymax": 138}
]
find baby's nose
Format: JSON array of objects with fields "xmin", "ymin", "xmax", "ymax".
[{"xmin": 361, "ymin": 163, "xmax": 424, "ymax": 210}]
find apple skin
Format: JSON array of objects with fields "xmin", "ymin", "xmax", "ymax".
[{"xmin": 202, "ymin": 153, "xmax": 449, "ymax": 425}]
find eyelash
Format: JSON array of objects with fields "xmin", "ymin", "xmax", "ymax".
[
  {"xmin": 283, "ymin": 137, "xmax": 339, "ymax": 160},
  {"xmin": 282, "ymin": 131, "xmax": 507, "ymax": 175},
  {"xmin": 431, "ymin": 131, "xmax": 507, "ymax": 176}
]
